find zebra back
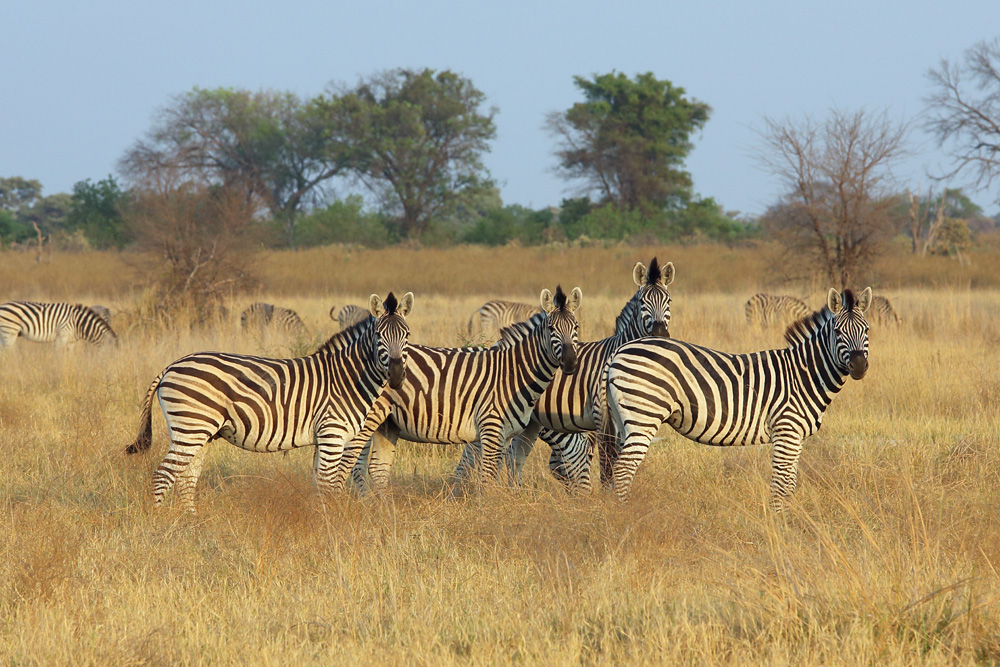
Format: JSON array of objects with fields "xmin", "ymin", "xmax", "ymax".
[
  {"xmin": 330, "ymin": 304, "xmax": 371, "ymax": 330},
  {"xmin": 0, "ymin": 301, "xmax": 117, "ymax": 348},
  {"xmin": 468, "ymin": 299, "xmax": 544, "ymax": 339},
  {"xmin": 240, "ymin": 302, "xmax": 307, "ymax": 336},
  {"xmin": 745, "ymin": 293, "xmax": 811, "ymax": 326},
  {"xmin": 871, "ymin": 295, "xmax": 900, "ymax": 326}
]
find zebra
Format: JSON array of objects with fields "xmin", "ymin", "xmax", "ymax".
[
  {"xmin": 347, "ymin": 286, "xmax": 582, "ymax": 495},
  {"xmin": 0, "ymin": 301, "xmax": 118, "ymax": 349},
  {"xmin": 600, "ymin": 287, "xmax": 872, "ymax": 510},
  {"xmin": 89, "ymin": 305, "xmax": 112, "ymax": 325},
  {"xmin": 240, "ymin": 302, "xmax": 307, "ymax": 337},
  {"xmin": 457, "ymin": 258, "xmax": 676, "ymax": 491},
  {"xmin": 745, "ymin": 293, "xmax": 810, "ymax": 326},
  {"xmin": 871, "ymin": 295, "xmax": 900, "ymax": 326},
  {"xmin": 330, "ymin": 304, "xmax": 371, "ymax": 330},
  {"xmin": 124, "ymin": 292, "xmax": 414, "ymax": 512},
  {"xmin": 467, "ymin": 299, "xmax": 544, "ymax": 340}
]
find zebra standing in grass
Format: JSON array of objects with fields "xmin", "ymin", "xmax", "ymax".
[
  {"xmin": 871, "ymin": 295, "xmax": 900, "ymax": 326},
  {"xmin": 347, "ymin": 286, "xmax": 582, "ymax": 495},
  {"xmin": 240, "ymin": 303, "xmax": 308, "ymax": 336},
  {"xmin": 89, "ymin": 305, "xmax": 112, "ymax": 325},
  {"xmin": 330, "ymin": 304, "xmax": 371, "ymax": 330},
  {"xmin": 457, "ymin": 258, "xmax": 675, "ymax": 490},
  {"xmin": 745, "ymin": 293, "xmax": 810, "ymax": 326},
  {"xmin": 0, "ymin": 301, "xmax": 117, "ymax": 349},
  {"xmin": 125, "ymin": 292, "xmax": 414, "ymax": 512},
  {"xmin": 601, "ymin": 287, "xmax": 872, "ymax": 510},
  {"xmin": 467, "ymin": 299, "xmax": 544, "ymax": 340}
]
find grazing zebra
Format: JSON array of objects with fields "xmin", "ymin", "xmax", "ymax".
[
  {"xmin": 348, "ymin": 286, "xmax": 582, "ymax": 495},
  {"xmin": 467, "ymin": 299, "xmax": 544, "ymax": 340},
  {"xmin": 600, "ymin": 287, "xmax": 872, "ymax": 510},
  {"xmin": 240, "ymin": 302, "xmax": 307, "ymax": 336},
  {"xmin": 330, "ymin": 304, "xmax": 371, "ymax": 330},
  {"xmin": 0, "ymin": 301, "xmax": 118, "ymax": 349},
  {"xmin": 871, "ymin": 295, "xmax": 900, "ymax": 326},
  {"xmin": 745, "ymin": 293, "xmax": 810, "ymax": 326},
  {"xmin": 125, "ymin": 292, "xmax": 414, "ymax": 512},
  {"xmin": 458, "ymin": 258, "xmax": 676, "ymax": 490}
]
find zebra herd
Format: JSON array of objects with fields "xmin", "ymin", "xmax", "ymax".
[{"xmin": 2, "ymin": 262, "xmax": 878, "ymax": 513}]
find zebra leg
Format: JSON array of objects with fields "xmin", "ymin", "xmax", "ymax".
[
  {"xmin": 542, "ymin": 430, "xmax": 594, "ymax": 492},
  {"xmin": 504, "ymin": 420, "xmax": 542, "ymax": 486},
  {"xmin": 477, "ymin": 419, "xmax": 506, "ymax": 484},
  {"xmin": 153, "ymin": 441, "xmax": 208, "ymax": 511},
  {"xmin": 453, "ymin": 442, "xmax": 481, "ymax": 485},
  {"xmin": 769, "ymin": 433, "xmax": 804, "ymax": 512},
  {"xmin": 313, "ymin": 437, "xmax": 346, "ymax": 495},
  {"xmin": 366, "ymin": 428, "xmax": 398, "ymax": 496},
  {"xmin": 607, "ymin": 400, "xmax": 659, "ymax": 502}
]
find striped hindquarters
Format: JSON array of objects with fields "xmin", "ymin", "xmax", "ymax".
[
  {"xmin": 468, "ymin": 300, "xmax": 543, "ymax": 338},
  {"xmin": 745, "ymin": 293, "xmax": 810, "ymax": 326},
  {"xmin": 330, "ymin": 305, "xmax": 371, "ymax": 330},
  {"xmin": 0, "ymin": 301, "xmax": 117, "ymax": 348},
  {"xmin": 241, "ymin": 303, "xmax": 307, "ymax": 336},
  {"xmin": 871, "ymin": 295, "xmax": 900, "ymax": 326}
]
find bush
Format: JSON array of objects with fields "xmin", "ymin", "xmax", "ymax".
[{"xmin": 295, "ymin": 196, "xmax": 390, "ymax": 248}]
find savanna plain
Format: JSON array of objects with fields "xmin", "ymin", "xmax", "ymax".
[{"xmin": 2, "ymin": 243, "xmax": 1000, "ymax": 664}]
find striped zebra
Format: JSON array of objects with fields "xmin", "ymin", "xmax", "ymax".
[
  {"xmin": 240, "ymin": 302, "xmax": 307, "ymax": 336},
  {"xmin": 89, "ymin": 305, "xmax": 112, "ymax": 325},
  {"xmin": 125, "ymin": 292, "xmax": 413, "ymax": 512},
  {"xmin": 458, "ymin": 258, "xmax": 676, "ymax": 490},
  {"xmin": 467, "ymin": 299, "xmax": 544, "ymax": 340},
  {"xmin": 348, "ymin": 286, "xmax": 582, "ymax": 495},
  {"xmin": 600, "ymin": 287, "xmax": 872, "ymax": 510},
  {"xmin": 871, "ymin": 295, "xmax": 900, "ymax": 326},
  {"xmin": 0, "ymin": 301, "xmax": 118, "ymax": 349},
  {"xmin": 745, "ymin": 293, "xmax": 810, "ymax": 326},
  {"xmin": 330, "ymin": 304, "xmax": 371, "ymax": 330}
]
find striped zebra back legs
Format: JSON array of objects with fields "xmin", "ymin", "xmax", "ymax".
[
  {"xmin": 604, "ymin": 394, "xmax": 661, "ymax": 502},
  {"xmin": 153, "ymin": 441, "xmax": 210, "ymax": 512},
  {"xmin": 348, "ymin": 399, "xmax": 396, "ymax": 496},
  {"xmin": 769, "ymin": 429, "xmax": 804, "ymax": 512},
  {"xmin": 538, "ymin": 429, "xmax": 594, "ymax": 492},
  {"xmin": 499, "ymin": 420, "xmax": 543, "ymax": 486},
  {"xmin": 452, "ymin": 418, "xmax": 509, "ymax": 488}
]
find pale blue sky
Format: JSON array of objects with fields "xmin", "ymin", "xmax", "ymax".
[{"xmin": 3, "ymin": 0, "xmax": 999, "ymax": 215}]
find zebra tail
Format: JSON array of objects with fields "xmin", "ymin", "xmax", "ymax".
[{"xmin": 125, "ymin": 369, "xmax": 167, "ymax": 454}]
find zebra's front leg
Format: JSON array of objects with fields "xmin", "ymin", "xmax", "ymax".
[
  {"xmin": 366, "ymin": 428, "xmax": 398, "ymax": 496},
  {"xmin": 543, "ymin": 430, "xmax": 595, "ymax": 492},
  {"xmin": 477, "ymin": 419, "xmax": 506, "ymax": 485},
  {"xmin": 503, "ymin": 419, "xmax": 541, "ymax": 487},
  {"xmin": 769, "ymin": 433, "xmax": 804, "ymax": 512},
  {"xmin": 312, "ymin": 437, "xmax": 345, "ymax": 496},
  {"xmin": 453, "ymin": 442, "xmax": 481, "ymax": 486}
]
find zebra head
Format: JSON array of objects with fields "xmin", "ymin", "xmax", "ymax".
[
  {"xmin": 540, "ymin": 285, "xmax": 582, "ymax": 375},
  {"xmin": 369, "ymin": 291, "xmax": 414, "ymax": 389},
  {"xmin": 632, "ymin": 258, "xmax": 675, "ymax": 337},
  {"xmin": 827, "ymin": 287, "xmax": 872, "ymax": 381}
]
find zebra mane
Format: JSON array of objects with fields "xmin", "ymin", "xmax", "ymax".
[
  {"xmin": 646, "ymin": 257, "xmax": 661, "ymax": 285},
  {"xmin": 383, "ymin": 292, "xmax": 399, "ymax": 315},
  {"xmin": 614, "ymin": 292, "xmax": 641, "ymax": 336},
  {"xmin": 495, "ymin": 312, "xmax": 546, "ymax": 350},
  {"xmin": 784, "ymin": 308, "xmax": 835, "ymax": 347},
  {"xmin": 553, "ymin": 285, "xmax": 567, "ymax": 310},
  {"xmin": 315, "ymin": 315, "xmax": 373, "ymax": 354}
]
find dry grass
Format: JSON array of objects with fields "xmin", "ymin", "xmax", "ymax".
[{"xmin": 2, "ymin": 245, "xmax": 1000, "ymax": 663}]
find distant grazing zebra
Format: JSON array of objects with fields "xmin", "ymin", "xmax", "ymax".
[
  {"xmin": 240, "ymin": 303, "xmax": 307, "ymax": 336},
  {"xmin": 330, "ymin": 304, "xmax": 371, "ymax": 330},
  {"xmin": 125, "ymin": 292, "xmax": 414, "ymax": 512},
  {"xmin": 600, "ymin": 287, "xmax": 872, "ymax": 510},
  {"xmin": 0, "ymin": 301, "xmax": 118, "ymax": 349},
  {"xmin": 348, "ymin": 286, "xmax": 582, "ymax": 495},
  {"xmin": 468, "ymin": 300, "xmax": 544, "ymax": 340},
  {"xmin": 458, "ymin": 258, "xmax": 676, "ymax": 490},
  {"xmin": 871, "ymin": 295, "xmax": 900, "ymax": 326},
  {"xmin": 745, "ymin": 293, "xmax": 810, "ymax": 326}
]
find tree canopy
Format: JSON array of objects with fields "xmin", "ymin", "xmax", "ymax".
[{"xmin": 546, "ymin": 72, "xmax": 710, "ymax": 214}]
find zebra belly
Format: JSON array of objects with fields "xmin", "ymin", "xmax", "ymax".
[{"xmin": 389, "ymin": 405, "xmax": 480, "ymax": 444}]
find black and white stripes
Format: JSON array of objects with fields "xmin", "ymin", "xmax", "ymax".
[
  {"xmin": 0, "ymin": 301, "xmax": 117, "ymax": 349},
  {"xmin": 126, "ymin": 292, "xmax": 413, "ymax": 511},
  {"xmin": 601, "ymin": 287, "xmax": 872, "ymax": 509}
]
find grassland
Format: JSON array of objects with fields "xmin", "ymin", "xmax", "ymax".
[{"xmin": 1, "ymin": 243, "xmax": 999, "ymax": 664}]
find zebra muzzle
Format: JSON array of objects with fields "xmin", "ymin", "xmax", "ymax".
[
  {"xmin": 847, "ymin": 351, "xmax": 868, "ymax": 380},
  {"xmin": 388, "ymin": 359, "xmax": 406, "ymax": 388},
  {"xmin": 651, "ymin": 321, "xmax": 669, "ymax": 338}
]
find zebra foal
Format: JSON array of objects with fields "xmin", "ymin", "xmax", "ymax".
[
  {"xmin": 745, "ymin": 293, "xmax": 810, "ymax": 326},
  {"xmin": 348, "ymin": 286, "xmax": 582, "ymax": 495},
  {"xmin": 0, "ymin": 301, "xmax": 117, "ymax": 349},
  {"xmin": 601, "ymin": 287, "xmax": 872, "ymax": 510},
  {"xmin": 125, "ymin": 292, "xmax": 413, "ymax": 512}
]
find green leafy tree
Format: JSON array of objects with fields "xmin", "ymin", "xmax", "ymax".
[
  {"xmin": 322, "ymin": 68, "xmax": 497, "ymax": 240},
  {"xmin": 546, "ymin": 72, "xmax": 710, "ymax": 214},
  {"xmin": 120, "ymin": 88, "xmax": 352, "ymax": 246},
  {"xmin": 67, "ymin": 176, "xmax": 131, "ymax": 249},
  {"xmin": 0, "ymin": 176, "xmax": 43, "ymax": 213},
  {"xmin": 295, "ymin": 195, "xmax": 389, "ymax": 247}
]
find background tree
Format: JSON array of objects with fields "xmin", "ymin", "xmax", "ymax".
[
  {"xmin": 120, "ymin": 88, "xmax": 351, "ymax": 246},
  {"xmin": 925, "ymin": 38, "xmax": 1000, "ymax": 203},
  {"xmin": 756, "ymin": 109, "xmax": 909, "ymax": 289},
  {"xmin": 323, "ymin": 68, "xmax": 497, "ymax": 240},
  {"xmin": 546, "ymin": 72, "xmax": 710, "ymax": 214},
  {"xmin": 67, "ymin": 176, "xmax": 131, "ymax": 249}
]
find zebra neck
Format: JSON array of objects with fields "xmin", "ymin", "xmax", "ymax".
[
  {"xmin": 613, "ymin": 294, "xmax": 644, "ymax": 341},
  {"xmin": 506, "ymin": 326, "xmax": 561, "ymax": 379},
  {"xmin": 788, "ymin": 325, "xmax": 848, "ymax": 410}
]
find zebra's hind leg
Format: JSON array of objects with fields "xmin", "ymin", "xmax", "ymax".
[
  {"xmin": 544, "ymin": 431, "xmax": 595, "ymax": 493},
  {"xmin": 153, "ymin": 440, "xmax": 209, "ymax": 512},
  {"xmin": 366, "ymin": 429, "xmax": 398, "ymax": 496}
]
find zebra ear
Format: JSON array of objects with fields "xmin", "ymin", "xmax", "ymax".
[
  {"xmin": 632, "ymin": 262, "xmax": 647, "ymax": 287},
  {"xmin": 857, "ymin": 287, "xmax": 873, "ymax": 314},
  {"xmin": 662, "ymin": 261, "xmax": 675, "ymax": 287},
  {"xmin": 567, "ymin": 287, "xmax": 583, "ymax": 313},
  {"xmin": 398, "ymin": 292, "xmax": 414, "ymax": 317},
  {"xmin": 369, "ymin": 294, "xmax": 385, "ymax": 318},
  {"xmin": 540, "ymin": 289, "xmax": 554, "ymax": 313},
  {"xmin": 827, "ymin": 288, "xmax": 842, "ymax": 314}
]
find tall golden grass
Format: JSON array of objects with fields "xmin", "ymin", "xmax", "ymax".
[{"xmin": 1, "ymin": 244, "xmax": 999, "ymax": 663}]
